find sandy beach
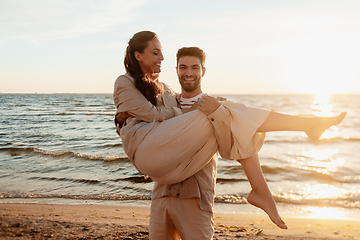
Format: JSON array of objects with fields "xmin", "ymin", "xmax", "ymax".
[{"xmin": 1, "ymin": 203, "xmax": 359, "ymax": 239}]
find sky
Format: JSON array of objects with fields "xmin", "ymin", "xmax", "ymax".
[{"xmin": 1, "ymin": 0, "xmax": 360, "ymax": 94}]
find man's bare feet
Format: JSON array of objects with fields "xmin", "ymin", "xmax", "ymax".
[
  {"xmin": 305, "ymin": 112, "xmax": 347, "ymax": 140},
  {"xmin": 247, "ymin": 190, "xmax": 288, "ymax": 229}
]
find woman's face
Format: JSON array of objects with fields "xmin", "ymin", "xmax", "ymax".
[{"xmin": 135, "ymin": 37, "xmax": 164, "ymax": 78}]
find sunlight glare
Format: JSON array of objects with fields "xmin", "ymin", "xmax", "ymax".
[
  {"xmin": 281, "ymin": 183, "xmax": 349, "ymax": 202},
  {"xmin": 320, "ymin": 126, "xmax": 340, "ymax": 139},
  {"xmin": 301, "ymin": 206, "xmax": 347, "ymax": 220},
  {"xmin": 309, "ymin": 93, "xmax": 341, "ymax": 139},
  {"xmin": 302, "ymin": 149, "xmax": 338, "ymax": 160},
  {"xmin": 300, "ymin": 149, "xmax": 345, "ymax": 174},
  {"xmin": 300, "ymin": 184, "xmax": 348, "ymax": 200},
  {"xmin": 312, "ymin": 93, "xmax": 334, "ymax": 117},
  {"xmin": 313, "ymin": 105, "xmax": 334, "ymax": 117}
]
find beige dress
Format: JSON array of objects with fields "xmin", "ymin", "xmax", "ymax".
[{"xmin": 113, "ymin": 74, "xmax": 270, "ymax": 185}]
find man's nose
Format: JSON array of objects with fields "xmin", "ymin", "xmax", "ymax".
[{"xmin": 185, "ymin": 68, "xmax": 193, "ymax": 75}]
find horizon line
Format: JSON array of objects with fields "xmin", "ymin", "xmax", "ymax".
[{"xmin": 1, "ymin": 92, "xmax": 360, "ymax": 95}]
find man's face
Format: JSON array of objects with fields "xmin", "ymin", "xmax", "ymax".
[{"xmin": 176, "ymin": 56, "xmax": 205, "ymax": 93}]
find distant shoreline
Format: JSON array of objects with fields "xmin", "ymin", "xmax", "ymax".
[{"xmin": 2, "ymin": 92, "xmax": 360, "ymax": 95}]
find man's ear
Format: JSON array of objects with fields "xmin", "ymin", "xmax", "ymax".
[
  {"xmin": 202, "ymin": 66, "xmax": 206, "ymax": 77},
  {"xmin": 175, "ymin": 67, "xmax": 179, "ymax": 76},
  {"xmin": 134, "ymin": 51, "xmax": 142, "ymax": 62}
]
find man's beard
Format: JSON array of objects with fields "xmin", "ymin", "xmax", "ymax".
[{"xmin": 179, "ymin": 76, "xmax": 201, "ymax": 93}]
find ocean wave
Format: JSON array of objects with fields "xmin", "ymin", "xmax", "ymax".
[
  {"xmin": 112, "ymin": 176, "xmax": 153, "ymax": 183},
  {"xmin": 273, "ymin": 193, "xmax": 360, "ymax": 209},
  {"xmin": 27, "ymin": 176, "xmax": 153, "ymax": 185},
  {"xmin": 343, "ymin": 137, "xmax": 360, "ymax": 142},
  {"xmin": 218, "ymin": 164, "xmax": 360, "ymax": 185},
  {"xmin": 216, "ymin": 178, "xmax": 248, "ymax": 183},
  {"xmin": 0, "ymin": 192, "xmax": 152, "ymax": 201},
  {"xmin": 66, "ymin": 109, "xmax": 114, "ymax": 112},
  {"xmin": 0, "ymin": 147, "xmax": 127, "ymax": 162},
  {"xmin": 101, "ymin": 143, "xmax": 122, "ymax": 148},
  {"xmin": 214, "ymin": 193, "xmax": 360, "ymax": 209},
  {"xmin": 53, "ymin": 112, "xmax": 114, "ymax": 116},
  {"xmin": 2, "ymin": 191, "xmax": 359, "ymax": 210},
  {"xmin": 86, "ymin": 113, "xmax": 114, "ymax": 116},
  {"xmin": 29, "ymin": 177, "xmax": 103, "ymax": 185},
  {"xmin": 214, "ymin": 194, "xmax": 248, "ymax": 204},
  {"xmin": 26, "ymin": 108, "xmax": 48, "ymax": 111},
  {"xmin": 264, "ymin": 136, "xmax": 356, "ymax": 143}
]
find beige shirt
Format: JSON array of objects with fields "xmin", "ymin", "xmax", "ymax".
[{"xmin": 113, "ymin": 74, "xmax": 233, "ymax": 213}]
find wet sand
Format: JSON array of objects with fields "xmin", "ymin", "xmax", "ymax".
[{"xmin": 1, "ymin": 203, "xmax": 359, "ymax": 239}]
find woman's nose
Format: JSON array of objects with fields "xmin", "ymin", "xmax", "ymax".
[{"xmin": 159, "ymin": 52, "xmax": 164, "ymax": 61}]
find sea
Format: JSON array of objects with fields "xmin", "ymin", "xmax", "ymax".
[{"xmin": 1, "ymin": 93, "xmax": 359, "ymax": 220}]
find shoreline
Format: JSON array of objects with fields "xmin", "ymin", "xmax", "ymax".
[
  {"xmin": 2, "ymin": 197, "xmax": 360, "ymax": 221},
  {"xmin": 1, "ymin": 203, "xmax": 360, "ymax": 239}
]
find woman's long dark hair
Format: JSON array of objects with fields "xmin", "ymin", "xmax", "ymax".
[{"xmin": 124, "ymin": 31, "xmax": 163, "ymax": 106}]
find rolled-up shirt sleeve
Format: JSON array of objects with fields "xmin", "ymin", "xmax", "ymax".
[
  {"xmin": 206, "ymin": 105, "xmax": 233, "ymax": 159},
  {"xmin": 206, "ymin": 102, "xmax": 270, "ymax": 160}
]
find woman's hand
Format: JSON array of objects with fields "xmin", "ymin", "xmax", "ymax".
[
  {"xmin": 181, "ymin": 101, "xmax": 200, "ymax": 114},
  {"xmin": 115, "ymin": 111, "xmax": 132, "ymax": 127}
]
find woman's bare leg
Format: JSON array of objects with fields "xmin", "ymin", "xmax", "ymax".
[
  {"xmin": 304, "ymin": 112, "xmax": 347, "ymax": 140},
  {"xmin": 257, "ymin": 112, "xmax": 347, "ymax": 140},
  {"xmin": 238, "ymin": 154, "xmax": 287, "ymax": 229}
]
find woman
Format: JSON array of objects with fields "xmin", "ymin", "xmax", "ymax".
[{"xmin": 113, "ymin": 31, "xmax": 346, "ymax": 229}]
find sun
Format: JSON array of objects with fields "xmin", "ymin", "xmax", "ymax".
[
  {"xmin": 311, "ymin": 92, "xmax": 334, "ymax": 117},
  {"xmin": 300, "ymin": 92, "xmax": 341, "ymax": 139},
  {"xmin": 313, "ymin": 92, "xmax": 331, "ymax": 106},
  {"xmin": 312, "ymin": 92, "xmax": 342, "ymax": 139}
]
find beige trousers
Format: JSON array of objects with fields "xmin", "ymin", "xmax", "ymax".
[
  {"xmin": 149, "ymin": 196, "xmax": 214, "ymax": 240},
  {"xmin": 133, "ymin": 101, "xmax": 269, "ymax": 185},
  {"xmin": 135, "ymin": 110, "xmax": 218, "ymax": 184}
]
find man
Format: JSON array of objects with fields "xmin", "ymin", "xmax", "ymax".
[
  {"xmin": 149, "ymin": 46, "xmax": 287, "ymax": 239},
  {"xmin": 148, "ymin": 47, "xmax": 234, "ymax": 240}
]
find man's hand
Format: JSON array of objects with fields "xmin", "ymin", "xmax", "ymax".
[
  {"xmin": 115, "ymin": 111, "xmax": 131, "ymax": 127},
  {"xmin": 198, "ymin": 95, "xmax": 221, "ymax": 116},
  {"xmin": 216, "ymin": 96, "xmax": 227, "ymax": 101}
]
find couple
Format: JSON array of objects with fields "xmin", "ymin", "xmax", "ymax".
[{"xmin": 113, "ymin": 31, "xmax": 346, "ymax": 239}]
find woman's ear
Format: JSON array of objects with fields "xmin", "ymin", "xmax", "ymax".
[{"xmin": 134, "ymin": 51, "xmax": 142, "ymax": 62}]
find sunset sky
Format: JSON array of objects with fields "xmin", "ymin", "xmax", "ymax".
[{"xmin": 1, "ymin": 0, "xmax": 360, "ymax": 94}]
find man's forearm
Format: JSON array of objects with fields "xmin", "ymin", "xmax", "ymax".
[{"xmin": 207, "ymin": 105, "xmax": 233, "ymax": 159}]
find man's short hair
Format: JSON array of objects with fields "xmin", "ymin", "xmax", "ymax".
[{"xmin": 176, "ymin": 47, "xmax": 206, "ymax": 68}]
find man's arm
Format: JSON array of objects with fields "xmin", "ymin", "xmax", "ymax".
[{"xmin": 198, "ymin": 95, "xmax": 233, "ymax": 159}]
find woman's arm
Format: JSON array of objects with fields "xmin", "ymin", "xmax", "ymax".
[{"xmin": 113, "ymin": 75, "xmax": 181, "ymax": 123}]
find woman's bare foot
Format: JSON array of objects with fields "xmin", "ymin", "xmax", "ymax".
[
  {"xmin": 247, "ymin": 190, "xmax": 288, "ymax": 229},
  {"xmin": 305, "ymin": 112, "xmax": 347, "ymax": 140}
]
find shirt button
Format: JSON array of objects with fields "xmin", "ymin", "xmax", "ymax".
[{"xmin": 210, "ymin": 118, "xmax": 214, "ymax": 121}]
